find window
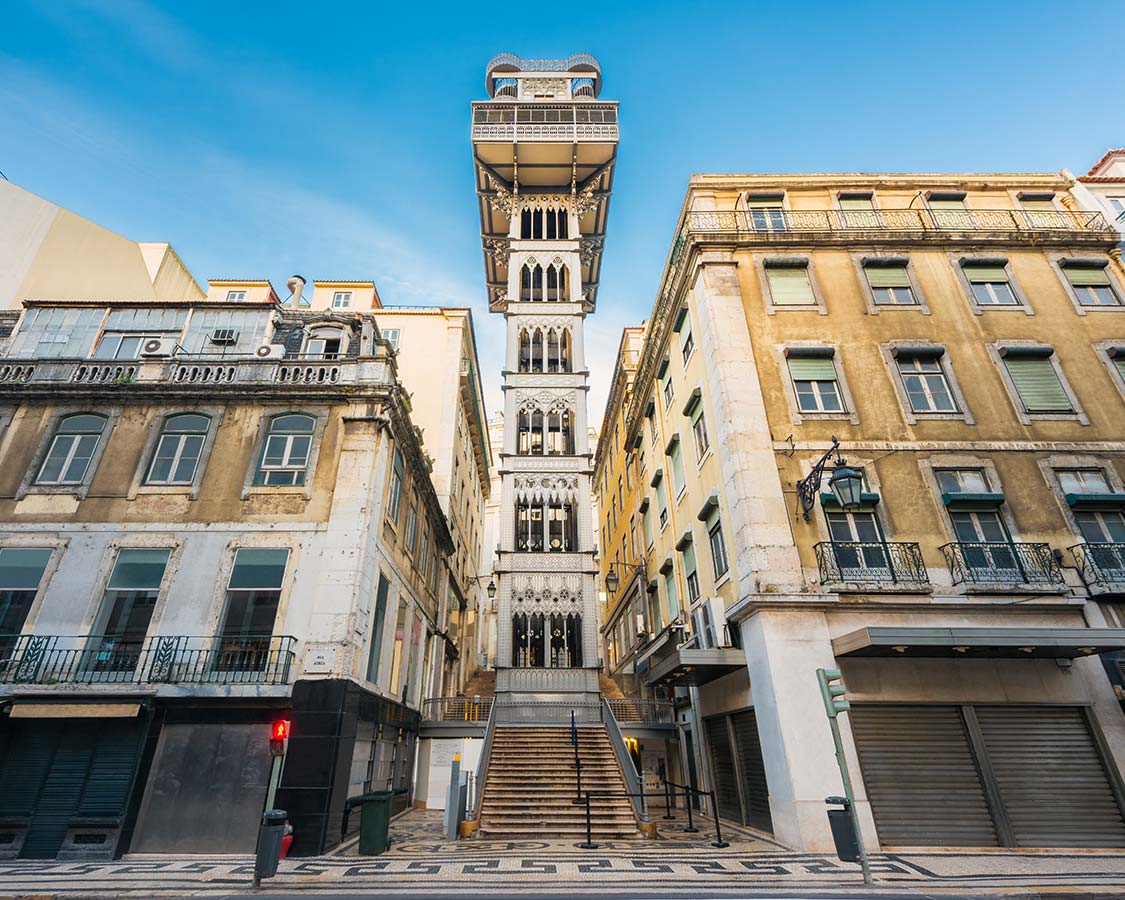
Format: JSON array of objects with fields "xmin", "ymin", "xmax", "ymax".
[
  {"xmin": 366, "ymin": 572, "xmax": 390, "ymax": 683},
  {"xmin": 668, "ymin": 436, "xmax": 686, "ymax": 495},
  {"xmin": 865, "ymin": 262, "xmax": 916, "ymax": 305},
  {"xmin": 929, "ymin": 193, "xmax": 973, "ymax": 228},
  {"xmin": 745, "ymin": 194, "xmax": 785, "ymax": 230},
  {"xmin": 655, "ymin": 473, "xmax": 669, "ymax": 529},
  {"xmin": 145, "ymin": 413, "xmax": 209, "ymax": 485},
  {"xmin": 787, "ymin": 353, "xmax": 844, "ymax": 413},
  {"xmin": 1106, "ymin": 196, "xmax": 1125, "ymax": 222},
  {"xmin": 519, "ymin": 261, "xmax": 569, "ymax": 302},
  {"xmin": 962, "ymin": 262, "xmax": 1018, "ymax": 306},
  {"xmin": 642, "ymin": 504, "xmax": 654, "ymax": 548},
  {"xmin": 936, "ymin": 468, "xmax": 991, "ymax": 494},
  {"xmin": 91, "ymin": 548, "xmax": 170, "ymax": 673},
  {"xmin": 0, "ymin": 548, "xmax": 52, "ymax": 645},
  {"xmin": 515, "ymin": 500, "xmax": 576, "ymax": 552},
  {"xmin": 220, "ymin": 548, "xmax": 288, "ymax": 670},
  {"xmin": 36, "ymin": 413, "xmax": 107, "ymax": 485},
  {"xmin": 388, "ymin": 449, "xmax": 405, "ymax": 523},
  {"xmin": 1020, "ymin": 194, "xmax": 1059, "ymax": 228},
  {"xmin": 520, "ymin": 206, "xmax": 568, "ymax": 240},
  {"xmin": 896, "ymin": 353, "xmax": 957, "ymax": 413},
  {"xmin": 332, "ymin": 292, "xmax": 352, "ymax": 308},
  {"xmin": 825, "ymin": 510, "xmax": 889, "ymax": 577},
  {"xmin": 1061, "ymin": 263, "xmax": 1120, "ymax": 307},
  {"xmin": 839, "ymin": 193, "xmax": 878, "ymax": 227},
  {"xmin": 1058, "ymin": 469, "xmax": 1111, "ymax": 494},
  {"xmin": 662, "ymin": 564, "xmax": 680, "ymax": 620},
  {"xmin": 691, "ymin": 405, "xmax": 709, "ymax": 459},
  {"xmin": 681, "ymin": 327, "xmax": 695, "ymax": 362},
  {"xmin": 255, "ymin": 414, "xmax": 316, "ymax": 486},
  {"xmin": 305, "ymin": 329, "xmax": 345, "ymax": 359},
  {"xmin": 404, "ymin": 492, "xmax": 419, "ymax": 553},
  {"xmin": 1001, "ymin": 350, "xmax": 1073, "ymax": 414},
  {"xmin": 707, "ymin": 510, "xmax": 729, "ymax": 580},
  {"xmin": 226, "ymin": 290, "xmax": 247, "ymax": 302},
  {"xmin": 681, "ymin": 539, "xmax": 700, "ymax": 604},
  {"xmin": 765, "ymin": 262, "xmax": 815, "ymax": 306},
  {"xmin": 1075, "ymin": 510, "xmax": 1125, "ymax": 543},
  {"xmin": 380, "ymin": 328, "xmax": 401, "ymax": 351},
  {"xmin": 94, "ymin": 331, "xmax": 174, "ymax": 359}
]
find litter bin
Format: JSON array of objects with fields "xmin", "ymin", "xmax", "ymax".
[
  {"xmin": 824, "ymin": 796, "xmax": 860, "ymax": 863},
  {"xmin": 358, "ymin": 791, "xmax": 394, "ymax": 855},
  {"xmin": 254, "ymin": 809, "xmax": 288, "ymax": 881}
]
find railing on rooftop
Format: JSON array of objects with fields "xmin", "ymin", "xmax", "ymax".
[
  {"xmin": 814, "ymin": 541, "xmax": 930, "ymax": 589},
  {"xmin": 1070, "ymin": 542, "xmax": 1125, "ymax": 591},
  {"xmin": 605, "ymin": 698, "xmax": 674, "ymax": 725},
  {"xmin": 0, "ymin": 634, "xmax": 297, "ymax": 685},
  {"xmin": 940, "ymin": 541, "xmax": 1063, "ymax": 588},
  {"xmin": 421, "ymin": 696, "xmax": 493, "ymax": 722}
]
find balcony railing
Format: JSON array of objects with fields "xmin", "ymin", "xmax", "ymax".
[
  {"xmin": 1070, "ymin": 542, "xmax": 1125, "ymax": 592},
  {"xmin": 0, "ymin": 634, "xmax": 296, "ymax": 685},
  {"xmin": 684, "ymin": 208, "xmax": 1115, "ymax": 241},
  {"xmin": 940, "ymin": 542, "xmax": 1063, "ymax": 587},
  {"xmin": 605, "ymin": 697, "xmax": 674, "ymax": 725},
  {"xmin": 814, "ymin": 541, "xmax": 930, "ymax": 588},
  {"xmin": 421, "ymin": 696, "xmax": 493, "ymax": 722}
]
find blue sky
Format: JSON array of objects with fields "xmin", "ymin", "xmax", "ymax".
[{"xmin": 1, "ymin": 0, "xmax": 1122, "ymax": 424}]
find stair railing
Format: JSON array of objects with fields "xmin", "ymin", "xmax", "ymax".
[
  {"xmin": 570, "ymin": 708, "xmax": 584, "ymax": 805},
  {"xmin": 466, "ymin": 700, "xmax": 496, "ymax": 822},
  {"xmin": 601, "ymin": 697, "xmax": 649, "ymax": 822}
]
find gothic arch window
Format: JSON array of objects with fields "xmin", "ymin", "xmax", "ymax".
[
  {"xmin": 520, "ymin": 206, "xmax": 568, "ymax": 240},
  {"xmin": 512, "ymin": 611, "xmax": 582, "ymax": 668},
  {"xmin": 519, "ymin": 260, "xmax": 570, "ymax": 302},
  {"xmin": 514, "ymin": 499, "xmax": 576, "ymax": 551},
  {"xmin": 517, "ymin": 404, "xmax": 573, "ymax": 455},
  {"xmin": 518, "ymin": 326, "xmax": 571, "ymax": 373}
]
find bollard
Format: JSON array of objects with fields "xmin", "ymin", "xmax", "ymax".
[
  {"xmin": 252, "ymin": 808, "xmax": 287, "ymax": 888},
  {"xmin": 663, "ymin": 778, "xmax": 675, "ymax": 820},
  {"xmin": 709, "ymin": 790, "xmax": 729, "ymax": 848},
  {"xmin": 444, "ymin": 753, "xmax": 463, "ymax": 840}
]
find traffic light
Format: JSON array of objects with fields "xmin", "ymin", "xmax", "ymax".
[
  {"xmin": 269, "ymin": 719, "xmax": 290, "ymax": 757},
  {"xmin": 816, "ymin": 668, "xmax": 850, "ymax": 718}
]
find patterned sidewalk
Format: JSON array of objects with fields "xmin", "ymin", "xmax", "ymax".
[{"xmin": 1, "ymin": 810, "xmax": 1124, "ymax": 897}]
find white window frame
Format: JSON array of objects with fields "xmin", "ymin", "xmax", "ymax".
[
  {"xmin": 950, "ymin": 254, "xmax": 1033, "ymax": 316},
  {"xmin": 881, "ymin": 342, "xmax": 973, "ymax": 424}
]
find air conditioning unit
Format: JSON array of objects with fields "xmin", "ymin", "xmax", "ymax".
[
  {"xmin": 255, "ymin": 344, "xmax": 286, "ymax": 360},
  {"xmin": 139, "ymin": 337, "xmax": 176, "ymax": 358},
  {"xmin": 209, "ymin": 328, "xmax": 239, "ymax": 345}
]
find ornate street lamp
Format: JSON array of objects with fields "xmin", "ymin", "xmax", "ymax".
[
  {"xmin": 796, "ymin": 436, "xmax": 864, "ymax": 521},
  {"xmin": 604, "ymin": 561, "xmax": 645, "ymax": 594},
  {"xmin": 486, "ymin": 579, "xmax": 497, "ymax": 600}
]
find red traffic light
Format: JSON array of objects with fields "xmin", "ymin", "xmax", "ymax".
[{"xmin": 272, "ymin": 720, "xmax": 290, "ymax": 741}]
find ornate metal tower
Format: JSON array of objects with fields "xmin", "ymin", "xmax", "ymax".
[{"xmin": 471, "ymin": 54, "xmax": 618, "ymax": 707}]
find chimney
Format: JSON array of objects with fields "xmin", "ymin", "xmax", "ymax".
[{"xmin": 286, "ymin": 275, "xmax": 307, "ymax": 306}]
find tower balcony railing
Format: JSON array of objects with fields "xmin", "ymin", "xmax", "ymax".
[
  {"xmin": 0, "ymin": 633, "xmax": 297, "ymax": 686},
  {"xmin": 471, "ymin": 104, "xmax": 618, "ymax": 142},
  {"xmin": 682, "ymin": 207, "xmax": 1116, "ymax": 244},
  {"xmin": 421, "ymin": 696, "xmax": 494, "ymax": 722},
  {"xmin": 1070, "ymin": 542, "xmax": 1125, "ymax": 592},
  {"xmin": 939, "ymin": 541, "xmax": 1064, "ymax": 588},
  {"xmin": 813, "ymin": 541, "xmax": 930, "ymax": 589},
  {"xmin": 605, "ymin": 697, "xmax": 674, "ymax": 725}
]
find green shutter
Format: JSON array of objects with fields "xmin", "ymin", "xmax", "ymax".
[
  {"xmin": 1005, "ymin": 357, "xmax": 1073, "ymax": 412},
  {"xmin": 963, "ymin": 264, "xmax": 1009, "ymax": 283},
  {"xmin": 839, "ymin": 195, "xmax": 874, "ymax": 210},
  {"xmin": 745, "ymin": 196, "xmax": 783, "ymax": 209},
  {"xmin": 767, "ymin": 266, "xmax": 814, "ymax": 305},
  {"xmin": 1115, "ymin": 358, "xmax": 1125, "ymax": 383},
  {"xmin": 865, "ymin": 264, "xmax": 910, "ymax": 288},
  {"xmin": 1065, "ymin": 265, "xmax": 1111, "ymax": 287},
  {"xmin": 787, "ymin": 356, "xmax": 837, "ymax": 381},
  {"xmin": 929, "ymin": 197, "xmax": 967, "ymax": 210}
]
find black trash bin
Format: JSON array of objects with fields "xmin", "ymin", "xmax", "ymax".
[
  {"xmin": 358, "ymin": 791, "xmax": 394, "ymax": 855},
  {"xmin": 255, "ymin": 809, "xmax": 288, "ymax": 880}
]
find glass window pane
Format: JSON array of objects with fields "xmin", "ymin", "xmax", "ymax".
[
  {"xmin": 147, "ymin": 435, "xmax": 178, "ymax": 483},
  {"xmin": 0, "ymin": 548, "xmax": 52, "ymax": 589},
  {"xmin": 172, "ymin": 434, "xmax": 205, "ymax": 482},
  {"xmin": 62, "ymin": 434, "xmax": 100, "ymax": 482},
  {"xmin": 229, "ymin": 548, "xmax": 289, "ymax": 590},
  {"xmin": 58, "ymin": 414, "xmax": 106, "ymax": 434},
  {"xmin": 167, "ymin": 414, "xmax": 210, "ymax": 433},
  {"xmin": 263, "ymin": 435, "xmax": 288, "ymax": 466},
  {"xmin": 108, "ymin": 548, "xmax": 171, "ymax": 590},
  {"xmin": 271, "ymin": 414, "xmax": 315, "ymax": 434},
  {"xmin": 38, "ymin": 436, "xmax": 72, "ymax": 483}
]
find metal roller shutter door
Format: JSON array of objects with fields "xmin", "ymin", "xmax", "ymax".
[
  {"xmin": 730, "ymin": 710, "xmax": 773, "ymax": 833},
  {"xmin": 850, "ymin": 705, "xmax": 999, "ymax": 847},
  {"xmin": 704, "ymin": 716, "xmax": 740, "ymax": 822},
  {"xmin": 975, "ymin": 706, "xmax": 1125, "ymax": 847}
]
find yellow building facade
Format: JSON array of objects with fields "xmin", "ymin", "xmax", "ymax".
[{"xmin": 598, "ymin": 170, "xmax": 1125, "ymax": 852}]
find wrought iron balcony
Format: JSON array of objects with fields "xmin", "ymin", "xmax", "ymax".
[
  {"xmin": 421, "ymin": 696, "xmax": 493, "ymax": 722},
  {"xmin": 940, "ymin": 542, "xmax": 1063, "ymax": 588},
  {"xmin": 682, "ymin": 207, "xmax": 1116, "ymax": 246},
  {"xmin": 605, "ymin": 697, "xmax": 674, "ymax": 725},
  {"xmin": 1070, "ymin": 542, "xmax": 1125, "ymax": 592},
  {"xmin": 814, "ymin": 541, "xmax": 930, "ymax": 589},
  {"xmin": 0, "ymin": 634, "xmax": 296, "ymax": 686},
  {"xmin": 471, "ymin": 103, "xmax": 618, "ymax": 142}
]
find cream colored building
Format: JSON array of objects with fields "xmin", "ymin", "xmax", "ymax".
[{"xmin": 599, "ymin": 170, "xmax": 1125, "ymax": 852}]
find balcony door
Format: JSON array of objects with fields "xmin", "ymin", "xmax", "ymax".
[
  {"xmin": 88, "ymin": 549, "xmax": 170, "ymax": 679},
  {"xmin": 1076, "ymin": 510, "xmax": 1125, "ymax": 581},
  {"xmin": 826, "ymin": 511, "xmax": 889, "ymax": 580},
  {"xmin": 950, "ymin": 511, "xmax": 1019, "ymax": 582}
]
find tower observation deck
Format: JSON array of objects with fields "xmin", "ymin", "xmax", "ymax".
[{"xmin": 470, "ymin": 53, "xmax": 618, "ymax": 707}]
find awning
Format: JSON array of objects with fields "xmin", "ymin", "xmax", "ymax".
[
  {"xmin": 833, "ymin": 627, "xmax": 1125, "ymax": 659},
  {"xmin": 644, "ymin": 647, "xmax": 745, "ymax": 687},
  {"xmin": 9, "ymin": 702, "xmax": 142, "ymax": 718}
]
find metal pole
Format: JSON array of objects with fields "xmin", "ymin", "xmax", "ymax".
[
  {"xmin": 663, "ymin": 778, "xmax": 675, "ymax": 819},
  {"xmin": 827, "ymin": 713, "xmax": 873, "ymax": 884},
  {"xmin": 265, "ymin": 755, "xmax": 283, "ymax": 814},
  {"xmin": 709, "ymin": 790, "xmax": 729, "ymax": 848},
  {"xmin": 683, "ymin": 789, "xmax": 698, "ymax": 833},
  {"xmin": 578, "ymin": 792, "xmax": 597, "ymax": 849}
]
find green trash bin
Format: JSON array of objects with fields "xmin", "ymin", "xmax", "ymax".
[{"xmin": 358, "ymin": 790, "xmax": 394, "ymax": 855}]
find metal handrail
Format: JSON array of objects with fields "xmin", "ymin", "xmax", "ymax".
[
  {"xmin": 939, "ymin": 541, "xmax": 1063, "ymax": 586},
  {"xmin": 0, "ymin": 633, "xmax": 296, "ymax": 685},
  {"xmin": 421, "ymin": 696, "xmax": 493, "ymax": 722},
  {"xmin": 602, "ymin": 698, "xmax": 648, "ymax": 821},
  {"xmin": 605, "ymin": 697, "xmax": 674, "ymax": 724},
  {"xmin": 467, "ymin": 702, "xmax": 496, "ymax": 821},
  {"xmin": 1069, "ymin": 542, "xmax": 1125, "ymax": 589},
  {"xmin": 813, "ymin": 540, "xmax": 929, "ymax": 587}
]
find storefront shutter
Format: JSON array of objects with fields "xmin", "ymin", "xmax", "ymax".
[
  {"xmin": 786, "ymin": 356, "xmax": 837, "ymax": 381},
  {"xmin": 865, "ymin": 265, "xmax": 910, "ymax": 288},
  {"xmin": 766, "ymin": 266, "xmax": 815, "ymax": 305},
  {"xmin": 77, "ymin": 719, "xmax": 144, "ymax": 817},
  {"xmin": 1004, "ymin": 357, "xmax": 1072, "ymax": 412},
  {"xmin": 974, "ymin": 706, "xmax": 1125, "ymax": 847},
  {"xmin": 704, "ymin": 716, "xmax": 741, "ymax": 822},
  {"xmin": 19, "ymin": 722, "xmax": 97, "ymax": 858},
  {"xmin": 730, "ymin": 710, "xmax": 773, "ymax": 832},
  {"xmin": 850, "ymin": 705, "xmax": 999, "ymax": 847}
]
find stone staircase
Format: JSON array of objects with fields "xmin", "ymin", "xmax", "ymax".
[{"xmin": 477, "ymin": 725, "xmax": 640, "ymax": 839}]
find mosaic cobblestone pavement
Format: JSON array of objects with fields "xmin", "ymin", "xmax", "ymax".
[{"xmin": 2, "ymin": 810, "xmax": 1124, "ymax": 897}]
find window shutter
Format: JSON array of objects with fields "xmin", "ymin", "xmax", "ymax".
[
  {"xmin": 1064, "ymin": 265, "xmax": 1111, "ymax": 287},
  {"xmin": 1020, "ymin": 196, "xmax": 1056, "ymax": 211},
  {"xmin": 1004, "ymin": 357, "xmax": 1073, "ymax": 412},
  {"xmin": 787, "ymin": 356, "xmax": 837, "ymax": 381},
  {"xmin": 839, "ymin": 195, "xmax": 874, "ymax": 210},
  {"xmin": 767, "ymin": 266, "xmax": 815, "ymax": 305},
  {"xmin": 865, "ymin": 264, "xmax": 910, "ymax": 288},
  {"xmin": 963, "ymin": 264, "xmax": 1009, "ymax": 283},
  {"xmin": 1114, "ymin": 357, "xmax": 1125, "ymax": 383},
  {"xmin": 745, "ymin": 195, "xmax": 783, "ymax": 209},
  {"xmin": 929, "ymin": 197, "xmax": 967, "ymax": 210}
]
